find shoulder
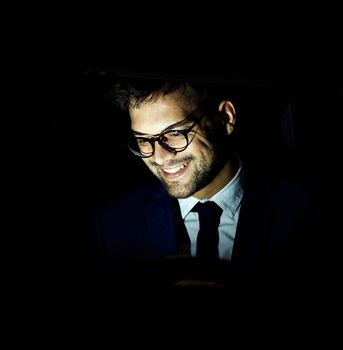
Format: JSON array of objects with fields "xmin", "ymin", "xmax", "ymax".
[
  {"xmin": 243, "ymin": 165, "xmax": 317, "ymax": 207},
  {"xmin": 240, "ymin": 165, "xmax": 321, "ymax": 248},
  {"xmin": 96, "ymin": 178, "xmax": 168, "ymax": 217},
  {"xmin": 93, "ymin": 178, "xmax": 176, "ymax": 243}
]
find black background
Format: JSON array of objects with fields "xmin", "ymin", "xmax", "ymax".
[{"xmin": 3, "ymin": 2, "xmax": 342, "ymax": 345}]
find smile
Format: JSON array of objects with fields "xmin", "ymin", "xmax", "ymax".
[{"xmin": 161, "ymin": 161, "xmax": 190, "ymax": 178}]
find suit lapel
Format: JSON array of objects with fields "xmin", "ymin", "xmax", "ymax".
[
  {"xmin": 231, "ymin": 172, "xmax": 271, "ymax": 268},
  {"xmin": 143, "ymin": 184, "xmax": 178, "ymax": 258}
]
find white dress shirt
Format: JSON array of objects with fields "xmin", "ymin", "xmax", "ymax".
[{"xmin": 178, "ymin": 159, "xmax": 244, "ymax": 261}]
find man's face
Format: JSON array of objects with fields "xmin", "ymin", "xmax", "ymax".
[{"xmin": 129, "ymin": 90, "xmax": 232, "ymax": 199}]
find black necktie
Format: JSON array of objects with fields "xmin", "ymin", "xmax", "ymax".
[{"xmin": 192, "ymin": 201, "xmax": 223, "ymax": 260}]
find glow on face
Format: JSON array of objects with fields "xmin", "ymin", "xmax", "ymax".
[{"xmin": 129, "ymin": 91, "xmax": 228, "ymax": 198}]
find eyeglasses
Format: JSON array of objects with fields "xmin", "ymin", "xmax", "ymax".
[{"xmin": 128, "ymin": 114, "xmax": 205, "ymax": 158}]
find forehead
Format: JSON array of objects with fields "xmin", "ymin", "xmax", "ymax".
[{"xmin": 129, "ymin": 91, "xmax": 196, "ymax": 134}]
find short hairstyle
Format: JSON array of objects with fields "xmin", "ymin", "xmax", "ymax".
[{"xmin": 108, "ymin": 75, "xmax": 235, "ymax": 113}]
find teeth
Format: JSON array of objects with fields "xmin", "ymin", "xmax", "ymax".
[{"xmin": 163, "ymin": 163, "xmax": 187, "ymax": 174}]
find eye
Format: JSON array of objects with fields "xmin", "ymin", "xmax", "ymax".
[
  {"xmin": 165, "ymin": 130, "xmax": 184, "ymax": 139},
  {"xmin": 137, "ymin": 138, "xmax": 150, "ymax": 146}
]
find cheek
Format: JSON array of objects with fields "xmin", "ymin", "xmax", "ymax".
[
  {"xmin": 142, "ymin": 159, "xmax": 158, "ymax": 173},
  {"xmin": 191, "ymin": 138, "xmax": 220, "ymax": 168},
  {"xmin": 190, "ymin": 135, "xmax": 213, "ymax": 154},
  {"xmin": 142, "ymin": 159, "xmax": 151, "ymax": 167}
]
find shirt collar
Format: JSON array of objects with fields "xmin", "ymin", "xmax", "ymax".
[{"xmin": 178, "ymin": 157, "xmax": 245, "ymax": 219}]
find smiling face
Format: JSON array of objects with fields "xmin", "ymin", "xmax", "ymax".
[{"xmin": 128, "ymin": 87, "xmax": 236, "ymax": 199}]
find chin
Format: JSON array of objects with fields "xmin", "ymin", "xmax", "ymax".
[
  {"xmin": 166, "ymin": 188, "xmax": 188, "ymax": 199},
  {"xmin": 165, "ymin": 183, "xmax": 195, "ymax": 199}
]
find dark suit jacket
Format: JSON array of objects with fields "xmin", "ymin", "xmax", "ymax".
[
  {"xmin": 90, "ymin": 167, "xmax": 336, "ymax": 341},
  {"xmin": 93, "ymin": 166, "xmax": 323, "ymax": 290}
]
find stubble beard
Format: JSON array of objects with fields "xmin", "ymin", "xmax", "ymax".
[{"xmin": 148, "ymin": 151, "xmax": 226, "ymax": 199}]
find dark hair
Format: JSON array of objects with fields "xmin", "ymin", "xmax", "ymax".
[{"xmin": 108, "ymin": 75, "xmax": 234, "ymax": 112}]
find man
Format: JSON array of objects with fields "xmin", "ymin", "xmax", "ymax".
[
  {"xmin": 88, "ymin": 73, "xmax": 339, "ymax": 345},
  {"xmin": 93, "ymin": 74, "xmax": 324, "ymax": 293}
]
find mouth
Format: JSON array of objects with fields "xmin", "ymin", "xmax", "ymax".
[{"xmin": 161, "ymin": 161, "xmax": 190, "ymax": 179}]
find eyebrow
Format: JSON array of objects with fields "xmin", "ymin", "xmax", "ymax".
[{"xmin": 132, "ymin": 117, "xmax": 189, "ymax": 136}]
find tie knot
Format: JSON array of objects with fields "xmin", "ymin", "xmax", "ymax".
[
  {"xmin": 191, "ymin": 201, "xmax": 223, "ymax": 260},
  {"xmin": 191, "ymin": 201, "xmax": 222, "ymax": 218}
]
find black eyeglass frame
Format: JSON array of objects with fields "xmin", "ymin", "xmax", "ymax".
[{"xmin": 128, "ymin": 114, "xmax": 206, "ymax": 158}]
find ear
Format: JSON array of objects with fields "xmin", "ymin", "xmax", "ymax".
[{"xmin": 218, "ymin": 100, "xmax": 236, "ymax": 135}]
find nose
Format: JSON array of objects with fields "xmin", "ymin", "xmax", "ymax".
[{"xmin": 152, "ymin": 142, "xmax": 176, "ymax": 165}]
